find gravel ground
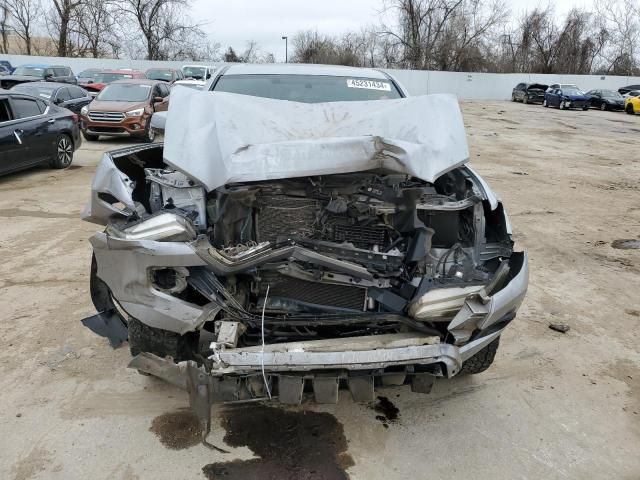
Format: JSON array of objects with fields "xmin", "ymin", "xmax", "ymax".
[{"xmin": 0, "ymin": 101, "xmax": 639, "ymax": 480}]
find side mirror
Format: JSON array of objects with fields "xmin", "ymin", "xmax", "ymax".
[
  {"xmin": 206, "ymin": 73, "xmax": 211, "ymax": 79},
  {"xmin": 53, "ymin": 98, "xmax": 63, "ymax": 105},
  {"xmin": 44, "ymin": 73, "xmax": 53, "ymax": 79}
]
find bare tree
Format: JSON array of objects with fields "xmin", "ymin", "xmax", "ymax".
[
  {"xmin": 49, "ymin": 0, "xmax": 84, "ymax": 57},
  {"xmin": 114, "ymin": 0, "xmax": 204, "ymax": 60},
  {"xmin": 6, "ymin": 0, "xmax": 41, "ymax": 55},
  {"xmin": 0, "ymin": 2, "xmax": 10, "ymax": 53},
  {"xmin": 73, "ymin": 0, "xmax": 120, "ymax": 58},
  {"xmin": 595, "ymin": 0, "xmax": 640, "ymax": 75}
]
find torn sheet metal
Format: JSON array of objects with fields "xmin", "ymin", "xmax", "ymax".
[
  {"xmin": 81, "ymin": 309, "xmax": 128, "ymax": 348},
  {"xmin": 163, "ymin": 89, "xmax": 470, "ymax": 191}
]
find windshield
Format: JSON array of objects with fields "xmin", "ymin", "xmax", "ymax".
[
  {"xmin": 11, "ymin": 84, "xmax": 56, "ymax": 100},
  {"xmin": 602, "ymin": 90, "xmax": 622, "ymax": 99},
  {"xmin": 563, "ymin": 87, "xmax": 584, "ymax": 96},
  {"xmin": 78, "ymin": 70, "xmax": 100, "ymax": 79},
  {"xmin": 146, "ymin": 69, "xmax": 173, "ymax": 81},
  {"xmin": 97, "ymin": 84, "xmax": 151, "ymax": 102},
  {"xmin": 13, "ymin": 66, "xmax": 46, "ymax": 77},
  {"xmin": 213, "ymin": 74, "xmax": 403, "ymax": 103},
  {"xmin": 94, "ymin": 72, "xmax": 133, "ymax": 83},
  {"xmin": 182, "ymin": 66, "xmax": 206, "ymax": 79}
]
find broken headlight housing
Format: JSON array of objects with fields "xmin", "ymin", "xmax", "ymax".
[{"xmin": 106, "ymin": 212, "xmax": 197, "ymax": 242}]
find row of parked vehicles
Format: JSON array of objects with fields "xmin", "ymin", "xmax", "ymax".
[
  {"xmin": 511, "ymin": 82, "xmax": 640, "ymax": 114},
  {"xmin": 0, "ymin": 61, "xmax": 214, "ymax": 176}
]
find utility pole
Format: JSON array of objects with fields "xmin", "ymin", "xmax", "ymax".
[{"xmin": 282, "ymin": 36, "xmax": 288, "ymax": 63}]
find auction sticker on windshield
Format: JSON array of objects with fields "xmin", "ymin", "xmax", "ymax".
[{"xmin": 346, "ymin": 79, "xmax": 391, "ymax": 91}]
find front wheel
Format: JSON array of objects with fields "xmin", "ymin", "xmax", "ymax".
[
  {"xmin": 459, "ymin": 337, "xmax": 500, "ymax": 375},
  {"xmin": 558, "ymin": 101, "xmax": 565, "ymax": 110},
  {"xmin": 626, "ymin": 104, "xmax": 635, "ymax": 115},
  {"xmin": 522, "ymin": 96, "xmax": 528, "ymax": 104},
  {"xmin": 543, "ymin": 99, "xmax": 548, "ymax": 107},
  {"xmin": 82, "ymin": 131, "xmax": 99, "ymax": 141},
  {"xmin": 141, "ymin": 121, "xmax": 156, "ymax": 143},
  {"xmin": 600, "ymin": 103, "xmax": 607, "ymax": 111},
  {"xmin": 128, "ymin": 318, "xmax": 198, "ymax": 361},
  {"xmin": 582, "ymin": 105, "xmax": 589, "ymax": 111},
  {"xmin": 50, "ymin": 134, "xmax": 74, "ymax": 169}
]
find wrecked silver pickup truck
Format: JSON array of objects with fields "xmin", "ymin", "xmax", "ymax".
[{"xmin": 82, "ymin": 65, "xmax": 528, "ymax": 422}]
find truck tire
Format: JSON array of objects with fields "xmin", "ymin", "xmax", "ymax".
[
  {"xmin": 128, "ymin": 318, "xmax": 198, "ymax": 361},
  {"xmin": 459, "ymin": 337, "xmax": 500, "ymax": 375}
]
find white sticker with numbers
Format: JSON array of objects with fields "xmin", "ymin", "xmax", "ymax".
[{"xmin": 346, "ymin": 79, "xmax": 391, "ymax": 91}]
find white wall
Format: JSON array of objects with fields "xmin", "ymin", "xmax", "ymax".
[
  {"xmin": 2, "ymin": 53, "xmax": 639, "ymax": 100},
  {"xmin": 386, "ymin": 69, "xmax": 640, "ymax": 99}
]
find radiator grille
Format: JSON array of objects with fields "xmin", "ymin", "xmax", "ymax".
[
  {"xmin": 331, "ymin": 224, "xmax": 386, "ymax": 249},
  {"xmin": 88, "ymin": 111, "xmax": 125, "ymax": 122},
  {"xmin": 261, "ymin": 273, "xmax": 366, "ymax": 310},
  {"xmin": 256, "ymin": 195, "xmax": 318, "ymax": 243}
]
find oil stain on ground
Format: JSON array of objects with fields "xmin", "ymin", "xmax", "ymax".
[
  {"xmin": 150, "ymin": 408, "xmax": 203, "ymax": 450},
  {"xmin": 202, "ymin": 404, "xmax": 354, "ymax": 480},
  {"xmin": 372, "ymin": 396, "xmax": 400, "ymax": 428},
  {"xmin": 611, "ymin": 239, "xmax": 640, "ymax": 250}
]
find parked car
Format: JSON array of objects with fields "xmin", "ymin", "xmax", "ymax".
[
  {"xmin": 0, "ymin": 60, "xmax": 14, "ymax": 73},
  {"xmin": 622, "ymin": 89, "xmax": 640, "ymax": 99},
  {"xmin": 181, "ymin": 64, "xmax": 215, "ymax": 80},
  {"xmin": 80, "ymin": 79, "xmax": 170, "ymax": 142},
  {"xmin": 585, "ymin": 89, "xmax": 625, "ymax": 111},
  {"xmin": 82, "ymin": 64, "xmax": 528, "ymax": 422},
  {"xmin": 0, "ymin": 90, "xmax": 81, "ymax": 176},
  {"xmin": 11, "ymin": 82, "xmax": 93, "ymax": 115},
  {"xmin": 145, "ymin": 68, "xmax": 183, "ymax": 83},
  {"xmin": 79, "ymin": 69, "xmax": 147, "ymax": 96},
  {"xmin": 0, "ymin": 64, "xmax": 76, "ymax": 89},
  {"xmin": 77, "ymin": 68, "xmax": 102, "ymax": 84},
  {"xmin": 544, "ymin": 86, "xmax": 590, "ymax": 110},
  {"xmin": 0, "ymin": 64, "xmax": 10, "ymax": 74},
  {"xmin": 618, "ymin": 84, "xmax": 640, "ymax": 95},
  {"xmin": 625, "ymin": 94, "xmax": 640, "ymax": 115},
  {"xmin": 511, "ymin": 82, "xmax": 548, "ymax": 104},
  {"xmin": 546, "ymin": 83, "xmax": 580, "ymax": 92},
  {"xmin": 172, "ymin": 78, "xmax": 205, "ymax": 90}
]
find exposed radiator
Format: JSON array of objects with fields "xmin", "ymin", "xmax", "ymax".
[
  {"xmin": 259, "ymin": 272, "xmax": 366, "ymax": 311},
  {"xmin": 330, "ymin": 223, "xmax": 387, "ymax": 249},
  {"xmin": 256, "ymin": 195, "xmax": 318, "ymax": 243}
]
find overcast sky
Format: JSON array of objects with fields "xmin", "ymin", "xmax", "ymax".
[{"xmin": 191, "ymin": 0, "xmax": 594, "ymax": 62}]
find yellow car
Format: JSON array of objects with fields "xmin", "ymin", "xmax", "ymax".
[{"xmin": 625, "ymin": 94, "xmax": 640, "ymax": 115}]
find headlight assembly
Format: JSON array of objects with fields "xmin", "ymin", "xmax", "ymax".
[
  {"xmin": 125, "ymin": 108, "xmax": 145, "ymax": 117},
  {"xmin": 106, "ymin": 213, "xmax": 197, "ymax": 242}
]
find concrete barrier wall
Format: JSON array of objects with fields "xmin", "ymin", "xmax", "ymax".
[
  {"xmin": 386, "ymin": 69, "xmax": 640, "ymax": 99},
  {"xmin": 2, "ymin": 53, "xmax": 639, "ymax": 100}
]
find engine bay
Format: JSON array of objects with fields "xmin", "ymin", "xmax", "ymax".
[{"xmin": 100, "ymin": 148, "xmax": 514, "ymax": 349}]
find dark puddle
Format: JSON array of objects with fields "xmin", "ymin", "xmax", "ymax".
[
  {"xmin": 150, "ymin": 408, "xmax": 202, "ymax": 450},
  {"xmin": 372, "ymin": 396, "xmax": 400, "ymax": 428},
  {"xmin": 203, "ymin": 404, "xmax": 353, "ymax": 480},
  {"xmin": 612, "ymin": 239, "xmax": 640, "ymax": 250}
]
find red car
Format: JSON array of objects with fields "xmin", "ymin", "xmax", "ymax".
[{"xmin": 79, "ymin": 69, "xmax": 147, "ymax": 96}]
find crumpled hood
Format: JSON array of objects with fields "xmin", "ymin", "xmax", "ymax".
[{"xmin": 163, "ymin": 89, "xmax": 470, "ymax": 191}]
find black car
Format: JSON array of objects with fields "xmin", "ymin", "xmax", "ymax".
[
  {"xmin": 0, "ymin": 64, "xmax": 77, "ymax": 89},
  {"xmin": 586, "ymin": 89, "xmax": 625, "ymax": 111},
  {"xmin": 0, "ymin": 90, "xmax": 81, "ymax": 176},
  {"xmin": 512, "ymin": 82, "xmax": 548, "ymax": 104},
  {"xmin": 618, "ymin": 84, "xmax": 640, "ymax": 95},
  {"xmin": 11, "ymin": 82, "xmax": 93, "ymax": 114}
]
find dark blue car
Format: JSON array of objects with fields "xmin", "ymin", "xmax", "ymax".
[{"xmin": 543, "ymin": 86, "xmax": 590, "ymax": 110}]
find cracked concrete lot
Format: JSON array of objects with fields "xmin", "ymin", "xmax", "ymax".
[{"xmin": 0, "ymin": 101, "xmax": 639, "ymax": 479}]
